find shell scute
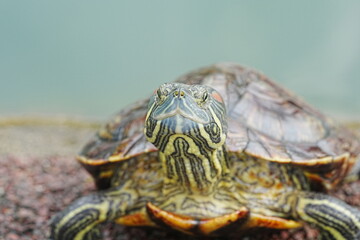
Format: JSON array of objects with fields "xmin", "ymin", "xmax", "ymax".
[{"xmin": 79, "ymin": 99, "xmax": 157, "ymax": 164}]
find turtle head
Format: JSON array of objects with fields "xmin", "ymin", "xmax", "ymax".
[{"xmin": 144, "ymin": 83, "xmax": 227, "ymax": 151}]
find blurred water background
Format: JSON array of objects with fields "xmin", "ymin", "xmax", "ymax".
[{"xmin": 0, "ymin": 1, "xmax": 359, "ymax": 120}]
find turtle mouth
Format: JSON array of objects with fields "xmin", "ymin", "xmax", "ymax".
[{"xmin": 154, "ymin": 107, "xmax": 210, "ymax": 125}]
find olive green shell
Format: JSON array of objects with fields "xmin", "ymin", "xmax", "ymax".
[{"xmin": 78, "ymin": 63, "xmax": 360, "ymax": 189}]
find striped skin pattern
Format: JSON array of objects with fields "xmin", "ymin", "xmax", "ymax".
[
  {"xmin": 50, "ymin": 65, "xmax": 360, "ymax": 240},
  {"xmin": 50, "ymin": 189, "xmax": 134, "ymax": 240},
  {"xmin": 295, "ymin": 192, "xmax": 360, "ymax": 240}
]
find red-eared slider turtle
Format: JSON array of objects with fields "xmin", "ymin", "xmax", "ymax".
[{"xmin": 50, "ymin": 63, "xmax": 360, "ymax": 240}]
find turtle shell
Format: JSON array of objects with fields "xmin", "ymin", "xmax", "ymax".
[{"xmin": 78, "ymin": 63, "xmax": 360, "ymax": 189}]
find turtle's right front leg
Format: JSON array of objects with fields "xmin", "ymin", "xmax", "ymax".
[{"xmin": 50, "ymin": 188, "xmax": 135, "ymax": 240}]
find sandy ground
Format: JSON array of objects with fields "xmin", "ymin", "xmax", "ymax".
[{"xmin": 0, "ymin": 117, "xmax": 359, "ymax": 240}]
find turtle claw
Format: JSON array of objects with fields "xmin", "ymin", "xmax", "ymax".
[{"xmin": 146, "ymin": 202, "xmax": 249, "ymax": 235}]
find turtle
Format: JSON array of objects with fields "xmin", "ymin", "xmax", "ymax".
[{"xmin": 50, "ymin": 63, "xmax": 360, "ymax": 240}]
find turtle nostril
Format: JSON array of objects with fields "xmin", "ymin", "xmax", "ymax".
[{"xmin": 174, "ymin": 90, "xmax": 185, "ymax": 97}]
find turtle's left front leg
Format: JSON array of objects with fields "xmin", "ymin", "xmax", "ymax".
[
  {"xmin": 50, "ymin": 187, "xmax": 136, "ymax": 240},
  {"xmin": 294, "ymin": 191, "xmax": 360, "ymax": 240}
]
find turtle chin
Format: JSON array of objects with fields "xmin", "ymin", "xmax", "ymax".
[
  {"xmin": 145, "ymin": 114, "xmax": 202, "ymax": 143},
  {"xmin": 145, "ymin": 114, "xmax": 226, "ymax": 151},
  {"xmin": 161, "ymin": 114, "xmax": 203, "ymax": 135}
]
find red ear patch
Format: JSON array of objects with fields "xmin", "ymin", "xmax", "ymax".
[{"xmin": 211, "ymin": 92, "xmax": 224, "ymax": 103}]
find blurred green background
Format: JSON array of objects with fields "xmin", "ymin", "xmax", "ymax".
[{"xmin": 0, "ymin": 1, "xmax": 359, "ymax": 120}]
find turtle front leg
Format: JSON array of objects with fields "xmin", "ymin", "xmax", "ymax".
[
  {"xmin": 294, "ymin": 191, "xmax": 360, "ymax": 240},
  {"xmin": 50, "ymin": 188, "xmax": 135, "ymax": 240}
]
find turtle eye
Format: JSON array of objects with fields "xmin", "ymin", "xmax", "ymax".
[
  {"xmin": 156, "ymin": 88, "xmax": 163, "ymax": 100},
  {"xmin": 202, "ymin": 92, "xmax": 209, "ymax": 102}
]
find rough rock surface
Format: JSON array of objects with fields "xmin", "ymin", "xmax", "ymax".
[{"xmin": 0, "ymin": 117, "xmax": 359, "ymax": 240}]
